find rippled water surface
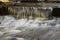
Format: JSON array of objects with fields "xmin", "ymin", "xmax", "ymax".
[{"xmin": 0, "ymin": 16, "xmax": 60, "ymax": 40}]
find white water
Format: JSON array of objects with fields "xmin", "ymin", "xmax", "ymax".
[{"xmin": 0, "ymin": 16, "xmax": 60, "ymax": 40}]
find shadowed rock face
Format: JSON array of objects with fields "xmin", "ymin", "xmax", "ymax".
[
  {"xmin": 0, "ymin": 7, "xmax": 9, "ymax": 16},
  {"xmin": 21, "ymin": 0, "xmax": 41, "ymax": 3},
  {"xmin": 0, "ymin": 1, "xmax": 9, "ymax": 16},
  {"xmin": 52, "ymin": 8, "xmax": 60, "ymax": 17}
]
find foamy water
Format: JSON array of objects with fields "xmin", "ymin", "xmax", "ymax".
[{"xmin": 0, "ymin": 16, "xmax": 60, "ymax": 40}]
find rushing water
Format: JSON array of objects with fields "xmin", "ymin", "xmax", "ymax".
[{"xmin": 0, "ymin": 16, "xmax": 60, "ymax": 40}]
